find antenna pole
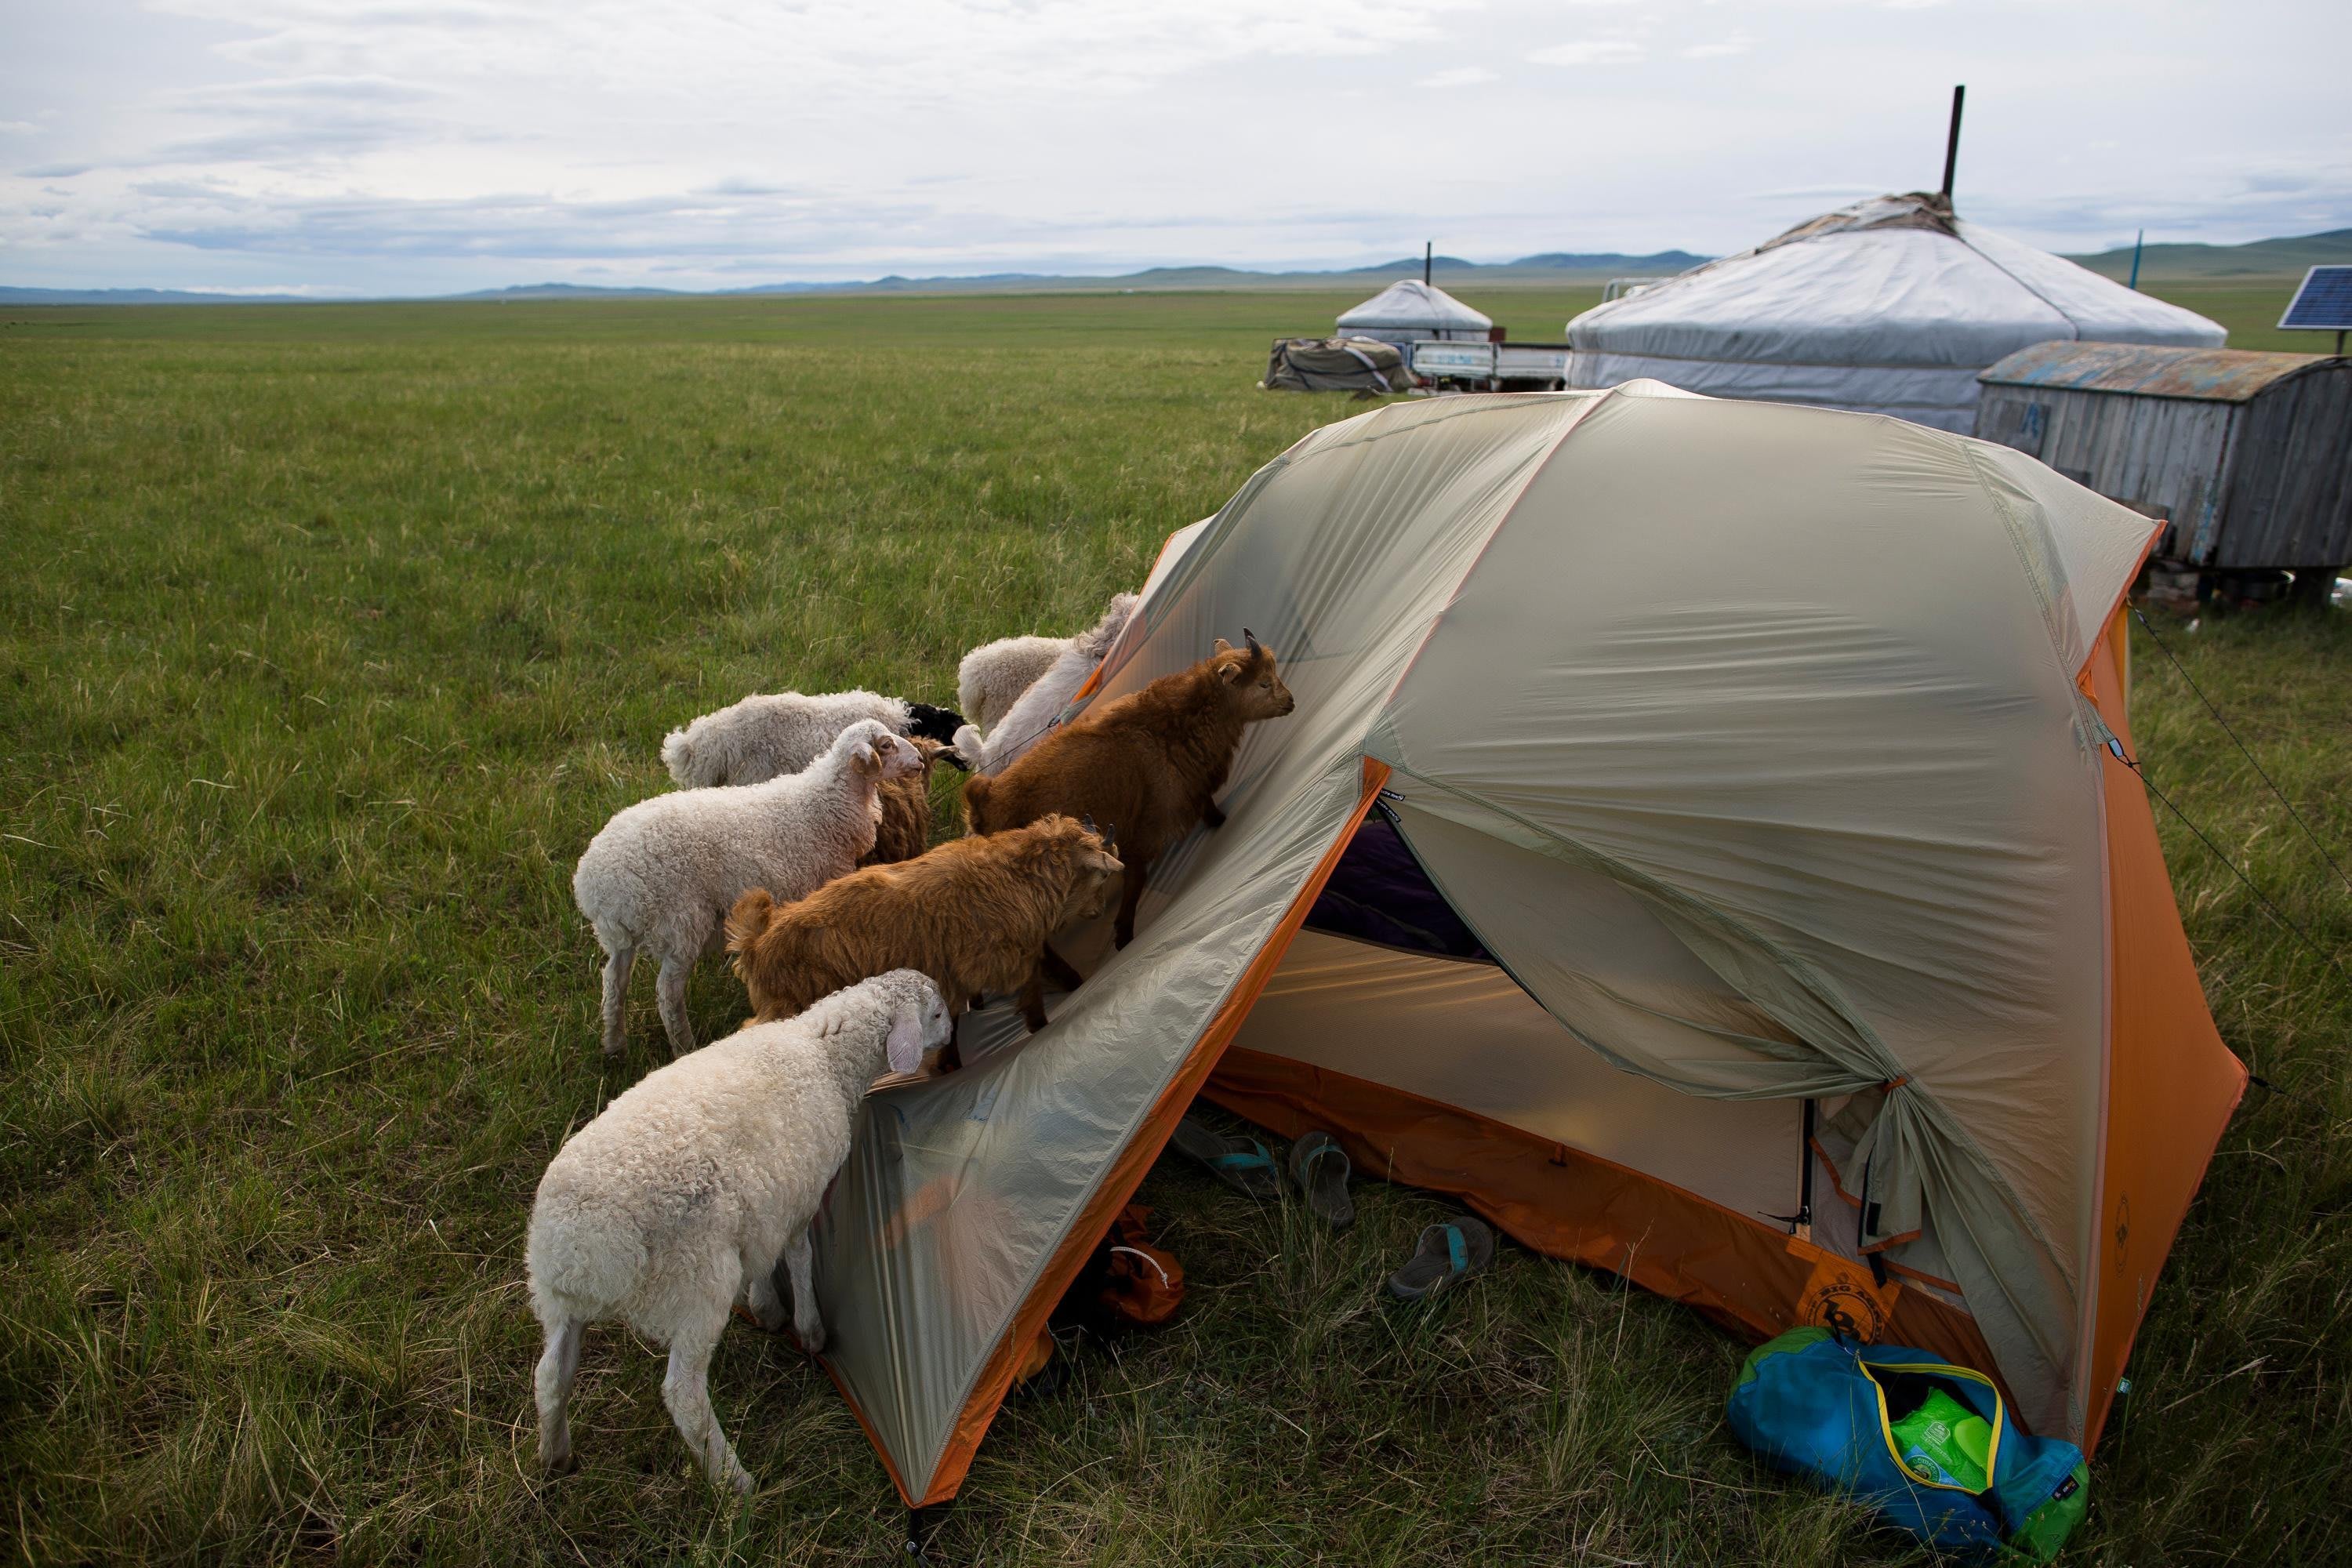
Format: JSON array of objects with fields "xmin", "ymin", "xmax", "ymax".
[
  {"xmin": 1940, "ymin": 84, "xmax": 1965, "ymax": 201},
  {"xmin": 1424, "ymin": 241, "xmax": 1432, "ymax": 286}
]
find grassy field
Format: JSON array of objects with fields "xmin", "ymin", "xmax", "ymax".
[{"xmin": 4, "ymin": 281, "xmax": 2348, "ymax": 1565}]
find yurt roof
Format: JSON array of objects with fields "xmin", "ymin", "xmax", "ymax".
[
  {"xmin": 1337, "ymin": 278, "xmax": 1492, "ymax": 333},
  {"xmin": 1568, "ymin": 192, "xmax": 2223, "ymax": 366}
]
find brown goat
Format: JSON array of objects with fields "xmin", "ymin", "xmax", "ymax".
[
  {"xmin": 724, "ymin": 815, "xmax": 1124, "ymax": 1058},
  {"xmin": 859, "ymin": 736, "xmax": 950, "ymax": 867},
  {"xmin": 960, "ymin": 631, "xmax": 1295, "ymax": 949}
]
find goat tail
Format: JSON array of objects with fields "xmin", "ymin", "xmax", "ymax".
[
  {"xmin": 659, "ymin": 727, "xmax": 695, "ymax": 786},
  {"xmin": 960, "ymin": 768, "xmax": 993, "ymax": 834},
  {"xmin": 724, "ymin": 887, "xmax": 778, "ymax": 959}
]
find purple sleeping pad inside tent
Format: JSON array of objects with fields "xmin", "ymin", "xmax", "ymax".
[{"xmin": 1303, "ymin": 808, "xmax": 1490, "ymax": 963}]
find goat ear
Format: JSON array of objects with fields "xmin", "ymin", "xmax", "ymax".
[
  {"xmin": 1222, "ymin": 658, "xmax": 1249, "ymax": 684},
  {"xmin": 1212, "ymin": 637, "xmax": 1234, "ymax": 655},
  {"xmin": 886, "ymin": 1005, "xmax": 928, "ymax": 1076}
]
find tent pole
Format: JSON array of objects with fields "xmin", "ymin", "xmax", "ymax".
[
  {"xmin": 1795, "ymin": 1099, "xmax": 1815, "ymax": 1243},
  {"xmin": 1940, "ymin": 85, "xmax": 1965, "ymax": 201}
]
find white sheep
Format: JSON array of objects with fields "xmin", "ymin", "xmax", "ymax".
[
  {"xmin": 660, "ymin": 689, "xmax": 966, "ymax": 789},
  {"xmin": 954, "ymin": 637, "xmax": 1065, "ymax": 736},
  {"xmin": 951, "ymin": 593, "xmax": 1138, "ymax": 775},
  {"xmin": 574, "ymin": 719, "xmax": 922, "ymax": 1058},
  {"xmin": 528, "ymin": 968, "xmax": 953, "ymax": 1492}
]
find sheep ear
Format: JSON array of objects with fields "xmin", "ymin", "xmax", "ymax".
[
  {"xmin": 886, "ymin": 1007, "xmax": 929, "ymax": 1076},
  {"xmin": 853, "ymin": 739, "xmax": 881, "ymax": 775}
]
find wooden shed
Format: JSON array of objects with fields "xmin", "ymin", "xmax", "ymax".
[{"xmin": 1975, "ymin": 342, "xmax": 2352, "ymax": 579}]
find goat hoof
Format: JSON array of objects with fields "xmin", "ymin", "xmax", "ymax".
[
  {"xmin": 544, "ymin": 1452, "xmax": 579, "ymax": 1479},
  {"xmin": 725, "ymin": 1467, "xmax": 756, "ymax": 1495},
  {"xmin": 796, "ymin": 1323, "xmax": 827, "ymax": 1356}
]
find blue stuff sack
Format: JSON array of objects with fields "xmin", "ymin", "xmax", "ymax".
[{"xmin": 1726, "ymin": 1327, "xmax": 2090, "ymax": 1562}]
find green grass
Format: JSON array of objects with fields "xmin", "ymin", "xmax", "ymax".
[{"xmin": 3, "ymin": 285, "xmax": 2348, "ymax": 1564}]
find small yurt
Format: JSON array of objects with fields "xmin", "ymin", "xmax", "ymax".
[
  {"xmin": 1565, "ymin": 193, "xmax": 2226, "ymax": 431},
  {"xmin": 1335, "ymin": 278, "xmax": 1492, "ymax": 345}
]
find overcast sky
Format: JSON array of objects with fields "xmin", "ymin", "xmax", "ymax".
[{"xmin": 3, "ymin": 0, "xmax": 2347, "ymax": 295}]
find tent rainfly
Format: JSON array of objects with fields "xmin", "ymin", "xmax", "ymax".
[
  {"xmin": 1335, "ymin": 278, "xmax": 1493, "ymax": 344},
  {"xmin": 811, "ymin": 383, "xmax": 2244, "ymax": 1508},
  {"xmin": 1564, "ymin": 193, "xmax": 2227, "ymax": 432}
]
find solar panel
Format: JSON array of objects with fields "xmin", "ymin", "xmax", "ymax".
[{"xmin": 2278, "ymin": 265, "xmax": 2352, "ymax": 331}]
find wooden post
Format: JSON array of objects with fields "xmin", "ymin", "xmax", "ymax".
[{"xmin": 1940, "ymin": 85, "xmax": 1965, "ymax": 201}]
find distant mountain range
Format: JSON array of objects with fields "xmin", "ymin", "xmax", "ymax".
[
  {"xmin": 0, "ymin": 251, "xmax": 1710, "ymax": 307},
  {"xmin": 5, "ymin": 230, "xmax": 2344, "ymax": 307},
  {"xmin": 2067, "ymin": 228, "xmax": 2352, "ymax": 282}
]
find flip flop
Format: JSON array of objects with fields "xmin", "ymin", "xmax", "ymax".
[
  {"xmin": 1386, "ymin": 1215, "xmax": 1494, "ymax": 1300},
  {"xmin": 1170, "ymin": 1116, "xmax": 1282, "ymax": 1199},
  {"xmin": 1288, "ymin": 1131, "xmax": 1355, "ymax": 1229}
]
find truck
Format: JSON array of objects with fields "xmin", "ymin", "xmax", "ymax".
[{"xmin": 1408, "ymin": 339, "xmax": 1571, "ymax": 391}]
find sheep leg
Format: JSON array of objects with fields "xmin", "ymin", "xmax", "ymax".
[
  {"xmin": 744, "ymin": 1261, "xmax": 789, "ymax": 1333},
  {"xmin": 655, "ymin": 953, "xmax": 696, "ymax": 1058},
  {"xmin": 1113, "ymin": 860, "xmax": 1149, "ymax": 949},
  {"xmin": 1039, "ymin": 945, "xmax": 1085, "ymax": 992},
  {"xmin": 784, "ymin": 1230, "xmax": 826, "ymax": 1354},
  {"xmin": 662, "ymin": 1327, "xmax": 753, "ymax": 1494},
  {"xmin": 599, "ymin": 943, "xmax": 636, "ymax": 1058},
  {"xmin": 535, "ymin": 1315, "xmax": 585, "ymax": 1476}
]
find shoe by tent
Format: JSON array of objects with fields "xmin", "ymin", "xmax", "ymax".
[
  {"xmin": 809, "ymin": 383, "xmax": 2245, "ymax": 1508},
  {"xmin": 1336, "ymin": 278, "xmax": 1493, "ymax": 345},
  {"xmin": 1563, "ymin": 193, "xmax": 2226, "ymax": 432}
]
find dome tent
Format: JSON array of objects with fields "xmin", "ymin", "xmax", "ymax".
[
  {"xmin": 809, "ymin": 385, "xmax": 2243, "ymax": 1509},
  {"xmin": 1335, "ymin": 277, "xmax": 1492, "ymax": 343},
  {"xmin": 1565, "ymin": 193, "xmax": 2226, "ymax": 431}
]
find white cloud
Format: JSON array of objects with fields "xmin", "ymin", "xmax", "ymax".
[
  {"xmin": 0, "ymin": 0, "xmax": 2346, "ymax": 292},
  {"xmin": 1530, "ymin": 38, "xmax": 1647, "ymax": 65}
]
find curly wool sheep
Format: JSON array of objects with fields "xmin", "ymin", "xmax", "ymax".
[
  {"xmin": 574, "ymin": 720, "xmax": 923, "ymax": 1058},
  {"xmin": 952, "ymin": 593, "xmax": 1139, "ymax": 775},
  {"xmin": 528, "ymin": 969, "xmax": 953, "ymax": 1491},
  {"xmin": 954, "ymin": 636, "xmax": 1065, "ymax": 736},
  {"xmin": 660, "ymin": 688, "xmax": 966, "ymax": 789}
]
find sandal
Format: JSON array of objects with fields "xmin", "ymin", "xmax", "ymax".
[
  {"xmin": 1170, "ymin": 1116, "xmax": 1283, "ymax": 1199},
  {"xmin": 1289, "ymin": 1131, "xmax": 1355, "ymax": 1229},
  {"xmin": 1387, "ymin": 1215, "xmax": 1494, "ymax": 1300}
]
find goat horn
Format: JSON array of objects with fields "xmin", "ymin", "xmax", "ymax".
[
  {"xmin": 1243, "ymin": 627, "xmax": 1263, "ymax": 656},
  {"xmin": 1103, "ymin": 822, "xmax": 1119, "ymax": 848}
]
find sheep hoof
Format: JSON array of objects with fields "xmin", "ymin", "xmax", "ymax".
[
  {"xmin": 796, "ymin": 1323, "xmax": 827, "ymax": 1356},
  {"xmin": 544, "ymin": 1452, "xmax": 579, "ymax": 1479},
  {"xmin": 726, "ymin": 1466, "xmax": 756, "ymax": 1495}
]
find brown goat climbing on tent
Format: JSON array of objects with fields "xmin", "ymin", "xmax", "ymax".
[{"xmin": 961, "ymin": 633, "xmax": 1295, "ymax": 949}]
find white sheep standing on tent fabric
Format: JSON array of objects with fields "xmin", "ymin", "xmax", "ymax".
[
  {"xmin": 952, "ymin": 593, "xmax": 1138, "ymax": 774},
  {"xmin": 526, "ymin": 969, "xmax": 952, "ymax": 1491}
]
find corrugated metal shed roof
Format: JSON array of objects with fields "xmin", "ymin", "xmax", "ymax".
[{"xmin": 1978, "ymin": 341, "xmax": 2336, "ymax": 402}]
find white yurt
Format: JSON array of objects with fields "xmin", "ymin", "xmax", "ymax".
[
  {"xmin": 1336, "ymin": 278, "xmax": 1492, "ymax": 345},
  {"xmin": 1565, "ymin": 193, "xmax": 2226, "ymax": 432}
]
